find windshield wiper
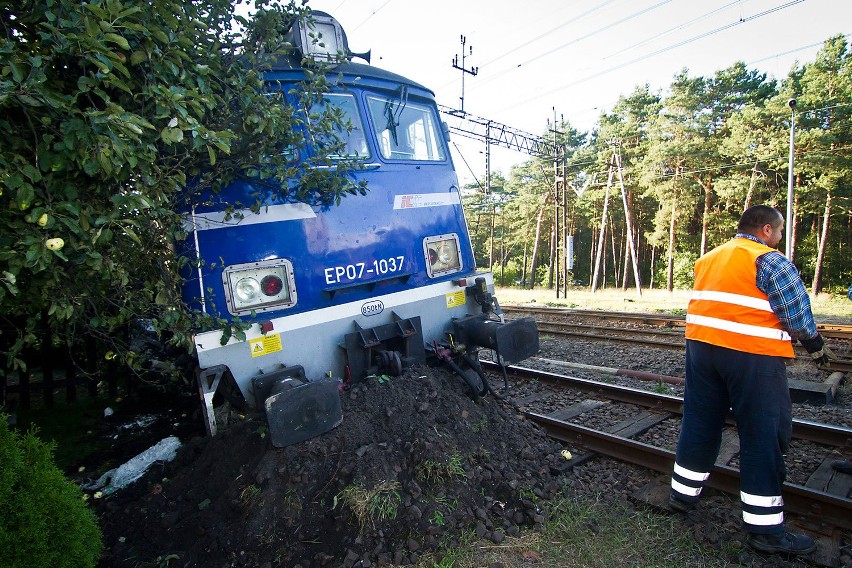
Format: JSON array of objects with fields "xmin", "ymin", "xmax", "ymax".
[{"xmin": 383, "ymin": 84, "xmax": 408, "ymax": 145}]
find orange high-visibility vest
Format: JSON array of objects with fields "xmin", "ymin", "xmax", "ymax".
[{"xmin": 685, "ymin": 237, "xmax": 794, "ymax": 358}]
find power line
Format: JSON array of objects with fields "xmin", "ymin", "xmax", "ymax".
[
  {"xmin": 451, "ymin": 140, "xmax": 486, "ymax": 192},
  {"xmin": 435, "ymin": 0, "xmax": 620, "ymax": 92},
  {"xmin": 349, "ymin": 0, "xmax": 395, "ymax": 33},
  {"xmin": 490, "ymin": 0, "xmax": 804, "ymax": 114},
  {"xmin": 549, "ymin": 40, "xmax": 852, "ymax": 131},
  {"xmin": 650, "ymin": 142, "xmax": 852, "ymax": 181},
  {"xmin": 486, "ymin": 114, "xmax": 852, "ymax": 183},
  {"xmin": 478, "ymin": 0, "xmax": 620, "ymax": 68},
  {"xmin": 469, "ymin": 0, "xmax": 674, "ymax": 92},
  {"xmin": 603, "ymin": 0, "xmax": 747, "ymax": 60},
  {"xmin": 746, "ymin": 33, "xmax": 852, "ymax": 69}
]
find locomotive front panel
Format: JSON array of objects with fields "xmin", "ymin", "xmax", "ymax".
[
  {"xmin": 187, "ymin": 79, "xmax": 486, "ymax": 405},
  {"xmin": 184, "ymin": 12, "xmax": 538, "ymax": 446}
]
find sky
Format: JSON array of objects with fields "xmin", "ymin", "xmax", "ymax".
[{"xmin": 267, "ymin": 0, "xmax": 850, "ymax": 186}]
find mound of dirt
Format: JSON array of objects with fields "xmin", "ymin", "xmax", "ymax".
[{"xmin": 95, "ymin": 365, "xmax": 566, "ymax": 567}]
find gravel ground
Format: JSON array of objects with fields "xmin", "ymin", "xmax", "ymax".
[
  {"xmin": 509, "ymin": 326, "xmax": 851, "ymax": 568},
  {"xmin": 87, "ymin": 314, "xmax": 850, "ymax": 568}
]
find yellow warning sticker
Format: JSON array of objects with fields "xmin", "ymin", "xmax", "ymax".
[
  {"xmin": 249, "ymin": 333, "xmax": 283, "ymax": 358},
  {"xmin": 445, "ymin": 290, "xmax": 466, "ymax": 309}
]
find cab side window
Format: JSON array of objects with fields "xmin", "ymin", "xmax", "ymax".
[{"xmin": 366, "ymin": 95, "xmax": 446, "ymax": 161}]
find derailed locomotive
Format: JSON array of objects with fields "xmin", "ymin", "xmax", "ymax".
[{"xmin": 182, "ymin": 12, "xmax": 538, "ymax": 447}]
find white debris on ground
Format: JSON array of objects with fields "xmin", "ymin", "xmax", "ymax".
[{"xmin": 84, "ymin": 436, "xmax": 181, "ymax": 496}]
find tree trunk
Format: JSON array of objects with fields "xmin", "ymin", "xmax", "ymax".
[
  {"xmin": 547, "ymin": 223, "xmax": 555, "ymax": 289},
  {"xmin": 621, "ymin": 229, "xmax": 630, "ymax": 291},
  {"xmin": 791, "ymin": 193, "xmax": 800, "ymax": 264},
  {"xmin": 700, "ymin": 176, "xmax": 712, "ymax": 256},
  {"xmin": 615, "ymin": 158, "xmax": 641, "ymax": 295},
  {"xmin": 591, "ymin": 155, "xmax": 615, "ymax": 292},
  {"xmin": 667, "ymin": 203, "xmax": 677, "ymax": 292},
  {"xmin": 649, "ymin": 245, "xmax": 657, "ymax": 290},
  {"xmin": 811, "ymin": 191, "xmax": 832, "ymax": 294},
  {"xmin": 610, "ymin": 218, "xmax": 620, "ymax": 288},
  {"xmin": 488, "ymin": 204, "xmax": 495, "ymax": 270},
  {"xmin": 528, "ymin": 205, "xmax": 546, "ymax": 289},
  {"xmin": 744, "ymin": 160, "xmax": 759, "ymax": 210}
]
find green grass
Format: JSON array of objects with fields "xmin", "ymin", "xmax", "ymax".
[
  {"xmin": 336, "ymin": 480, "xmax": 402, "ymax": 531},
  {"xmin": 415, "ymin": 451, "xmax": 467, "ymax": 484},
  {"xmin": 420, "ymin": 493, "xmax": 731, "ymax": 567}
]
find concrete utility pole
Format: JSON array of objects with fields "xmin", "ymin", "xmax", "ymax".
[
  {"xmin": 551, "ymin": 108, "xmax": 564, "ymax": 298},
  {"xmin": 452, "ymin": 35, "xmax": 478, "ymax": 115}
]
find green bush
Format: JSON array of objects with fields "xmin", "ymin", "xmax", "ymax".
[{"xmin": 0, "ymin": 417, "xmax": 102, "ymax": 568}]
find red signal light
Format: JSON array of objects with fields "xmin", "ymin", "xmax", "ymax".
[{"xmin": 260, "ymin": 275, "xmax": 284, "ymax": 296}]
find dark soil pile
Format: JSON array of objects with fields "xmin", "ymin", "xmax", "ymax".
[{"xmin": 94, "ymin": 365, "xmax": 565, "ymax": 567}]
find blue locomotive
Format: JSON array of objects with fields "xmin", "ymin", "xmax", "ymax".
[{"xmin": 181, "ymin": 12, "xmax": 538, "ymax": 447}]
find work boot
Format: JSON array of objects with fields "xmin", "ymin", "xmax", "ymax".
[
  {"xmin": 831, "ymin": 459, "xmax": 852, "ymax": 474},
  {"xmin": 748, "ymin": 532, "xmax": 816, "ymax": 555},
  {"xmin": 668, "ymin": 494, "xmax": 695, "ymax": 513}
]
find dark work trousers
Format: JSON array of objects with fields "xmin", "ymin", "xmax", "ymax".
[{"xmin": 672, "ymin": 339, "xmax": 791, "ymax": 535}]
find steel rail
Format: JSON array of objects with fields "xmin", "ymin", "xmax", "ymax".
[
  {"xmin": 524, "ymin": 411, "xmax": 852, "ymax": 531},
  {"xmin": 502, "ymin": 305, "xmax": 852, "ymax": 339},
  {"xmin": 481, "ymin": 361, "xmax": 852, "ymax": 447},
  {"xmin": 535, "ymin": 323, "xmax": 683, "ymax": 350},
  {"xmin": 502, "ymin": 306, "xmax": 686, "ymax": 327},
  {"xmin": 529, "ymin": 321, "xmax": 852, "ymax": 372}
]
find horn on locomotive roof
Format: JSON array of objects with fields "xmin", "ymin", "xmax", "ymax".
[{"xmin": 288, "ymin": 10, "xmax": 371, "ymax": 64}]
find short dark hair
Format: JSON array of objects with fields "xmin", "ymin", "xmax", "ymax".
[{"xmin": 737, "ymin": 205, "xmax": 783, "ymax": 233}]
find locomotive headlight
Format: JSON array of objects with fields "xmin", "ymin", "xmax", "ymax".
[
  {"xmin": 423, "ymin": 234, "xmax": 462, "ymax": 277},
  {"xmin": 223, "ymin": 259, "xmax": 297, "ymax": 315},
  {"xmin": 235, "ymin": 277, "xmax": 261, "ymax": 302}
]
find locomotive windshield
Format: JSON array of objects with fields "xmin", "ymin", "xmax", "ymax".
[
  {"xmin": 366, "ymin": 95, "xmax": 446, "ymax": 161},
  {"xmin": 308, "ymin": 93, "xmax": 370, "ymax": 159}
]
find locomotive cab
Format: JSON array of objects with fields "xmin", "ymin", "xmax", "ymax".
[{"xmin": 184, "ymin": 11, "xmax": 538, "ymax": 447}]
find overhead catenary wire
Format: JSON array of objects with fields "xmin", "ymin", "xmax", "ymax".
[
  {"xmin": 602, "ymin": 0, "xmax": 750, "ymax": 60},
  {"xmin": 348, "ymin": 0, "xmax": 395, "ymax": 33},
  {"xmin": 434, "ymin": 0, "xmax": 622, "ymax": 92},
  {"xmin": 468, "ymin": 0, "xmax": 675, "ymax": 92},
  {"xmin": 490, "ymin": 0, "xmax": 805, "ymax": 114},
  {"xmin": 451, "ymin": 140, "xmax": 487, "ymax": 192}
]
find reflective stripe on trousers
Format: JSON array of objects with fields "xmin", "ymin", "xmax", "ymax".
[
  {"xmin": 672, "ymin": 340, "xmax": 790, "ymax": 535},
  {"xmin": 671, "ymin": 462, "xmax": 709, "ymax": 500},
  {"xmin": 741, "ymin": 490, "xmax": 784, "ymax": 527}
]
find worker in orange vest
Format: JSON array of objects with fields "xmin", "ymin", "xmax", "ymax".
[
  {"xmin": 832, "ymin": 285, "xmax": 852, "ymax": 474},
  {"xmin": 669, "ymin": 205, "xmax": 836, "ymax": 556}
]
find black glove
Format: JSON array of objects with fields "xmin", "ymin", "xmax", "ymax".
[{"xmin": 800, "ymin": 334, "xmax": 836, "ymax": 366}]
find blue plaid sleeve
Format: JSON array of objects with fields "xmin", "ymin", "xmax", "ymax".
[{"xmin": 755, "ymin": 251, "xmax": 818, "ymax": 340}]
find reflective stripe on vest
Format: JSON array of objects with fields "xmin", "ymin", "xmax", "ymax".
[{"xmin": 685, "ymin": 238, "xmax": 794, "ymax": 358}]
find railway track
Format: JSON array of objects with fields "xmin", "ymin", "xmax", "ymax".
[
  {"xmin": 502, "ymin": 305, "xmax": 852, "ymax": 340},
  {"xmin": 479, "ymin": 360, "xmax": 852, "ymax": 565},
  {"xmin": 503, "ymin": 305, "xmax": 852, "ymax": 374}
]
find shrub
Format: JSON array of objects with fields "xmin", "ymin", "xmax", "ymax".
[{"xmin": 0, "ymin": 417, "xmax": 102, "ymax": 568}]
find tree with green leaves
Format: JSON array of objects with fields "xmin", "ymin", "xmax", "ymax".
[
  {"xmin": 456, "ymin": 36, "xmax": 852, "ymax": 299},
  {"xmin": 1, "ymin": 417, "xmax": 102, "ymax": 568},
  {"xmin": 593, "ymin": 85, "xmax": 661, "ymax": 290},
  {"xmin": 0, "ymin": 1, "xmax": 360, "ymax": 374},
  {"xmin": 794, "ymin": 34, "xmax": 852, "ymax": 293}
]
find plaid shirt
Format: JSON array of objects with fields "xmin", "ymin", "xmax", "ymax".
[{"xmin": 737, "ymin": 233, "xmax": 818, "ymax": 341}]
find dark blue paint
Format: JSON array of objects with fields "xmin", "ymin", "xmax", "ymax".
[{"xmin": 181, "ymin": 71, "xmax": 476, "ymax": 321}]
